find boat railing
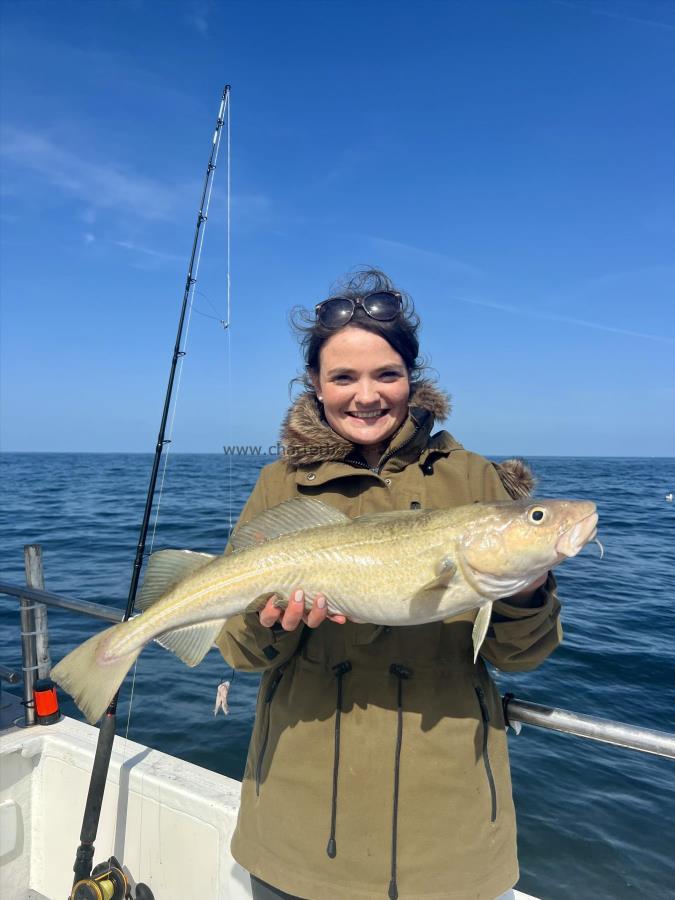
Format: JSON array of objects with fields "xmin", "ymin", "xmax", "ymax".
[{"xmin": 1, "ymin": 545, "xmax": 675, "ymax": 760}]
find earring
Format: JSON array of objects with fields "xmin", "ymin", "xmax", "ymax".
[{"xmin": 317, "ymin": 395, "xmax": 323, "ymax": 402}]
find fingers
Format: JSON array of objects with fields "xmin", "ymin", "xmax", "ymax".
[
  {"xmin": 305, "ymin": 593, "xmax": 347, "ymax": 627},
  {"xmin": 258, "ymin": 595, "xmax": 282, "ymax": 628},
  {"xmin": 259, "ymin": 590, "xmax": 348, "ymax": 631},
  {"xmin": 281, "ymin": 589, "xmax": 306, "ymax": 631},
  {"xmin": 531, "ymin": 573, "xmax": 549, "ymax": 591},
  {"xmin": 305, "ymin": 593, "xmax": 328, "ymax": 629}
]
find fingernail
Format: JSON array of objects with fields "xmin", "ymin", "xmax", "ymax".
[
  {"xmin": 316, "ymin": 596, "xmax": 326, "ymax": 609},
  {"xmin": 294, "ymin": 590, "xmax": 304, "ymax": 604}
]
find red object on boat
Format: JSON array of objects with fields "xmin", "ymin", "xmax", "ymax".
[{"xmin": 33, "ymin": 678, "xmax": 60, "ymax": 725}]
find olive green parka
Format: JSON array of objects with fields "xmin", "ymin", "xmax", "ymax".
[{"xmin": 216, "ymin": 384, "xmax": 562, "ymax": 900}]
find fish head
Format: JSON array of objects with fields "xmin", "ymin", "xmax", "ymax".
[{"xmin": 456, "ymin": 498, "xmax": 598, "ymax": 597}]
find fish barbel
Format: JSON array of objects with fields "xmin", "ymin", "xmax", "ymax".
[{"xmin": 52, "ymin": 496, "xmax": 599, "ymax": 723}]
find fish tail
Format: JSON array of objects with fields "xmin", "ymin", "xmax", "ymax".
[{"xmin": 51, "ymin": 622, "xmax": 142, "ymax": 725}]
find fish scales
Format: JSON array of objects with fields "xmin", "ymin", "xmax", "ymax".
[{"xmin": 51, "ymin": 497, "xmax": 600, "ymax": 724}]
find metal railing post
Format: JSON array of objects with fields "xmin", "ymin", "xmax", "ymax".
[
  {"xmin": 24, "ymin": 544, "xmax": 51, "ymax": 678},
  {"xmin": 19, "ymin": 592, "xmax": 38, "ymax": 727}
]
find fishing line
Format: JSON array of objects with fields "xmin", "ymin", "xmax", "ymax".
[
  {"xmin": 192, "ymin": 289, "xmax": 229, "ymax": 325},
  {"xmin": 192, "ymin": 306, "xmax": 228, "ymax": 324},
  {"xmin": 226, "ymin": 90, "xmax": 233, "ymax": 533},
  {"xmin": 226, "ymin": 88, "xmax": 231, "ymax": 330}
]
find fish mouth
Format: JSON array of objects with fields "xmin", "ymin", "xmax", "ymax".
[{"xmin": 555, "ymin": 512, "xmax": 599, "ymax": 559}]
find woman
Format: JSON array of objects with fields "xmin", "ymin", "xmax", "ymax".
[{"xmin": 216, "ymin": 269, "xmax": 560, "ymax": 900}]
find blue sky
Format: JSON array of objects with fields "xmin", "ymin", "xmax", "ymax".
[{"xmin": 1, "ymin": 0, "xmax": 673, "ymax": 456}]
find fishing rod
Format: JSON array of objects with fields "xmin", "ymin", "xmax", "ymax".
[{"xmin": 68, "ymin": 85, "xmax": 231, "ymax": 900}]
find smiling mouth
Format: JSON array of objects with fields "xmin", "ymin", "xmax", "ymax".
[{"xmin": 346, "ymin": 410, "xmax": 388, "ymax": 420}]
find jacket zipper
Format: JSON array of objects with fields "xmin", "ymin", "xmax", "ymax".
[
  {"xmin": 376, "ymin": 424, "xmax": 421, "ymax": 472},
  {"xmin": 255, "ymin": 666, "xmax": 285, "ymax": 797},
  {"xmin": 347, "ymin": 424, "xmax": 422, "ymax": 475},
  {"xmin": 475, "ymin": 686, "xmax": 497, "ymax": 822}
]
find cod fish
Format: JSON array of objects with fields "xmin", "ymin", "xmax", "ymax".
[{"xmin": 52, "ymin": 496, "xmax": 599, "ymax": 724}]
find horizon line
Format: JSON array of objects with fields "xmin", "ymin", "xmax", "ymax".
[{"xmin": 1, "ymin": 450, "xmax": 673, "ymax": 460}]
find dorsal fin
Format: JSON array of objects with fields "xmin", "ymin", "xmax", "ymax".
[
  {"xmin": 230, "ymin": 498, "xmax": 350, "ymax": 551},
  {"xmin": 135, "ymin": 549, "xmax": 217, "ymax": 612}
]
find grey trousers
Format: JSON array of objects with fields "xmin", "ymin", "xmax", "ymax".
[{"xmin": 250, "ymin": 874, "xmax": 304, "ymax": 899}]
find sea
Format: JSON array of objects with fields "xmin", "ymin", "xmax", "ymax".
[{"xmin": 1, "ymin": 453, "xmax": 674, "ymax": 900}]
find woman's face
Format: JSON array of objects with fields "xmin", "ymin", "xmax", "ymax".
[{"xmin": 312, "ymin": 326, "xmax": 410, "ymax": 447}]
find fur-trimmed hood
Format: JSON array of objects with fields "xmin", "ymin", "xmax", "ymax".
[
  {"xmin": 280, "ymin": 381, "xmax": 450, "ymax": 466},
  {"xmin": 280, "ymin": 380, "xmax": 534, "ymax": 498}
]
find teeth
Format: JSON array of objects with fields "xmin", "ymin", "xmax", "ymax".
[{"xmin": 348, "ymin": 410, "xmax": 384, "ymax": 418}]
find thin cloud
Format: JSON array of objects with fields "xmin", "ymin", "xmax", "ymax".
[
  {"xmin": 452, "ymin": 294, "xmax": 675, "ymax": 345},
  {"xmin": 2, "ymin": 125, "xmax": 289, "ymax": 238},
  {"xmin": 114, "ymin": 240, "xmax": 183, "ymax": 262},
  {"xmin": 574, "ymin": 264, "xmax": 675, "ymax": 292},
  {"xmin": 226, "ymin": 191, "xmax": 309, "ymax": 232},
  {"xmin": 551, "ymin": 0, "xmax": 675, "ymax": 32},
  {"xmin": 185, "ymin": 0, "xmax": 213, "ymax": 36},
  {"xmin": 1, "ymin": 127, "xmax": 181, "ymax": 221},
  {"xmin": 361, "ymin": 235, "xmax": 483, "ymax": 277}
]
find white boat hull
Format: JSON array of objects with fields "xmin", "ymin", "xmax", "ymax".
[{"xmin": 0, "ymin": 694, "xmax": 539, "ymax": 900}]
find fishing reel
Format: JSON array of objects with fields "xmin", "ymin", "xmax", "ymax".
[{"xmin": 70, "ymin": 856, "xmax": 155, "ymax": 900}]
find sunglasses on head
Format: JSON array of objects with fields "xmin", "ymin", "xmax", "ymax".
[{"xmin": 315, "ymin": 291, "xmax": 403, "ymax": 328}]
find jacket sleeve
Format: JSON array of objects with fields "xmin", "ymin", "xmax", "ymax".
[
  {"xmin": 214, "ymin": 468, "xmax": 307, "ymax": 671},
  {"xmin": 468, "ymin": 455, "xmax": 563, "ymax": 671},
  {"xmin": 479, "ymin": 572, "xmax": 563, "ymax": 672},
  {"xmin": 467, "ymin": 455, "xmax": 515, "ymax": 503}
]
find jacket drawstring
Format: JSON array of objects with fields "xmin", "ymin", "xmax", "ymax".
[
  {"xmin": 388, "ymin": 663, "xmax": 413, "ymax": 900},
  {"xmin": 326, "ymin": 660, "xmax": 352, "ymax": 859}
]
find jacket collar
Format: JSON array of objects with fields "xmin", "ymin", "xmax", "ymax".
[
  {"xmin": 280, "ymin": 381, "xmax": 534, "ymax": 498},
  {"xmin": 280, "ymin": 381, "xmax": 452, "ymax": 470}
]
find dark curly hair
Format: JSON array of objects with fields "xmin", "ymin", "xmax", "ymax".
[{"xmin": 291, "ymin": 267, "xmax": 423, "ymax": 391}]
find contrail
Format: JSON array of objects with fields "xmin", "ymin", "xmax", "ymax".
[
  {"xmin": 551, "ymin": 0, "xmax": 675, "ymax": 32},
  {"xmin": 361, "ymin": 234, "xmax": 483, "ymax": 277},
  {"xmin": 450, "ymin": 295, "xmax": 675, "ymax": 345}
]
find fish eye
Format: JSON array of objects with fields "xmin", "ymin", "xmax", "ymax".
[{"xmin": 528, "ymin": 507, "xmax": 546, "ymax": 524}]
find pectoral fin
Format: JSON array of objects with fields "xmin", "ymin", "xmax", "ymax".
[
  {"xmin": 472, "ymin": 603, "xmax": 493, "ymax": 662},
  {"xmin": 414, "ymin": 558, "xmax": 457, "ymax": 596},
  {"xmin": 411, "ymin": 559, "xmax": 458, "ymax": 617}
]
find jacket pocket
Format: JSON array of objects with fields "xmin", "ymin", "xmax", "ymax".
[
  {"xmin": 474, "ymin": 685, "xmax": 497, "ymax": 822},
  {"xmin": 255, "ymin": 666, "xmax": 286, "ymax": 797}
]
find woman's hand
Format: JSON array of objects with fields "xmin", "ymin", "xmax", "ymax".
[
  {"xmin": 503, "ymin": 572, "xmax": 549, "ymax": 607},
  {"xmin": 259, "ymin": 590, "xmax": 347, "ymax": 630}
]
